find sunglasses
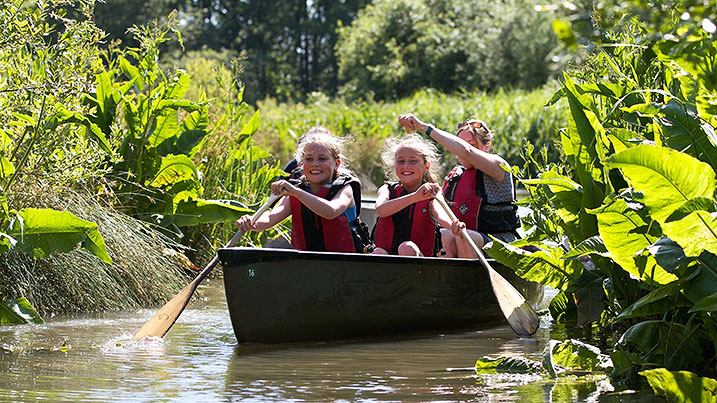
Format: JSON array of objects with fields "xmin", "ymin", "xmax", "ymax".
[
  {"xmin": 456, "ymin": 120, "xmax": 483, "ymax": 131},
  {"xmin": 456, "ymin": 120, "xmax": 489, "ymax": 144}
]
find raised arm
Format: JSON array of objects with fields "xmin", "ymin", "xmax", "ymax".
[{"xmin": 398, "ymin": 113, "xmax": 508, "ymax": 182}]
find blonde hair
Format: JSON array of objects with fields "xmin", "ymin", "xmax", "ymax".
[
  {"xmin": 294, "ymin": 129, "xmax": 353, "ymax": 179},
  {"xmin": 380, "ymin": 133, "xmax": 441, "ymax": 183}
]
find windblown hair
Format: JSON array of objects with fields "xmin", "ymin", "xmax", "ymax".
[
  {"xmin": 294, "ymin": 128, "xmax": 353, "ymax": 179},
  {"xmin": 380, "ymin": 133, "xmax": 441, "ymax": 183}
]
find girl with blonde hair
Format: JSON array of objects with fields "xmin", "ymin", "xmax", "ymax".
[{"xmin": 372, "ymin": 133, "xmax": 463, "ymax": 256}]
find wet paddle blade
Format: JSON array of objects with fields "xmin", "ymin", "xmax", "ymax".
[
  {"xmin": 433, "ymin": 193, "xmax": 539, "ymax": 336},
  {"xmin": 487, "ymin": 266, "xmax": 540, "ymax": 336}
]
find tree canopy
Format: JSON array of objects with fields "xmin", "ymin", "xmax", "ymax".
[{"xmin": 94, "ymin": 0, "xmax": 561, "ymax": 103}]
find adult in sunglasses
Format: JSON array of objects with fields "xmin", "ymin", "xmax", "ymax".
[{"xmin": 397, "ymin": 113, "xmax": 521, "ymax": 258}]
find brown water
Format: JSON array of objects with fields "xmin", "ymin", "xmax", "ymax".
[{"xmin": 0, "ymin": 278, "xmax": 660, "ymax": 402}]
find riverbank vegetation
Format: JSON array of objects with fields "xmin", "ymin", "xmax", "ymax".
[{"xmin": 484, "ymin": 0, "xmax": 717, "ymax": 398}]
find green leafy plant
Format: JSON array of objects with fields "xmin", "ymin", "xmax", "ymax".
[
  {"xmin": 0, "ymin": 297, "xmax": 44, "ymax": 325},
  {"xmin": 0, "ymin": 1, "xmax": 112, "ymax": 263},
  {"xmin": 75, "ymin": 17, "xmax": 257, "ymax": 239},
  {"xmin": 485, "ymin": 0, "xmax": 717, "ymax": 394}
]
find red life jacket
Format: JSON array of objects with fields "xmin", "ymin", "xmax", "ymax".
[
  {"xmin": 289, "ymin": 174, "xmax": 359, "ymax": 253},
  {"xmin": 442, "ymin": 166, "xmax": 520, "ymax": 233},
  {"xmin": 373, "ymin": 182, "xmax": 438, "ymax": 256}
]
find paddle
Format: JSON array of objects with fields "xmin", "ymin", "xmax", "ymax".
[
  {"xmin": 133, "ymin": 193, "xmax": 283, "ymax": 340},
  {"xmin": 433, "ymin": 192, "xmax": 539, "ymax": 336}
]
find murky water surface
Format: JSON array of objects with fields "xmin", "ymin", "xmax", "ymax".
[{"xmin": 0, "ymin": 278, "xmax": 660, "ymax": 402}]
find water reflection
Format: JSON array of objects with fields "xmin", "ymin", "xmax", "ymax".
[{"xmin": 0, "ymin": 278, "xmax": 658, "ymax": 402}]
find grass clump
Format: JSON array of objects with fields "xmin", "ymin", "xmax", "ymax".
[{"xmin": 0, "ymin": 188, "xmax": 192, "ymax": 316}]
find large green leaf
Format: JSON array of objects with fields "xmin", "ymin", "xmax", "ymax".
[
  {"xmin": 148, "ymin": 108, "xmax": 179, "ymax": 151},
  {"xmin": 164, "ymin": 69, "xmax": 190, "ymax": 101},
  {"xmin": 619, "ymin": 321, "xmax": 702, "ymax": 370},
  {"xmin": 118, "ymin": 55, "xmax": 143, "ymax": 91},
  {"xmin": 0, "ymin": 297, "xmax": 44, "ymax": 324},
  {"xmin": 660, "ymin": 99, "xmax": 717, "ymax": 171},
  {"xmin": 616, "ymin": 281, "xmax": 690, "ymax": 320},
  {"xmin": 641, "ymin": 369, "xmax": 717, "ymax": 403},
  {"xmin": 589, "ymin": 197, "xmax": 677, "ymax": 285},
  {"xmin": 689, "ymin": 292, "xmax": 717, "ymax": 313},
  {"xmin": 6, "ymin": 209, "xmax": 111, "ymax": 264},
  {"xmin": 484, "ymin": 239, "xmax": 583, "ymax": 291},
  {"xmin": 604, "ymin": 145, "xmax": 715, "ymax": 223},
  {"xmin": 562, "ymin": 236, "xmax": 609, "ymax": 259},
  {"xmin": 475, "ymin": 356, "xmax": 544, "ymax": 374},
  {"xmin": 606, "ymin": 145, "xmax": 717, "ymax": 257},
  {"xmin": 548, "ymin": 290, "xmax": 576, "ymax": 321},
  {"xmin": 236, "ymin": 109, "xmax": 261, "ymax": 144},
  {"xmin": 543, "ymin": 339, "xmax": 612, "ymax": 378},
  {"xmin": 156, "ymin": 107, "xmax": 209, "ymax": 156},
  {"xmin": 573, "ymin": 275, "xmax": 605, "ymax": 326},
  {"xmin": 645, "ymin": 238, "xmax": 695, "ymax": 272},
  {"xmin": 681, "ymin": 256, "xmax": 717, "ymax": 305},
  {"xmin": 145, "ymin": 154, "xmax": 198, "ymax": 188},
  {"xmin": 660, "ymin": 197, "xmax": 717, "ymax": 258},
  {"xmin": 0, "ymin": 157, "xmax": 15, "ymax": 178},
  {"xmin": 160, "ymin": 198, "xmax": 253, "ymax": 227},
  {"xmin": 522, "ymin": 171, "xmax": 584, "ymax": 241}
]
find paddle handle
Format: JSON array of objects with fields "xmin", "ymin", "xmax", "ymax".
[{"xmin": 226, "ymin": 192, "xmax": 283, "ymax": 248}]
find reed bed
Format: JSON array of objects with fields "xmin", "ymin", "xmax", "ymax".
[{"xmin": 0, "ymin": 188, "xmax": 192, "ymax": 316}]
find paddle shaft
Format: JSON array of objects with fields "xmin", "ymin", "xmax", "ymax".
[
  {"xmin": 433, "ymin": 193, "xmax": 539, "ymax": 336},
  {"xmin": 133, "ymin": 193, "xmax": 282, "ymax": 340}
]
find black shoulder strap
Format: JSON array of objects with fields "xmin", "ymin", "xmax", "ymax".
[{"xmin": 325, "ymin": 174, "xmax": 362, "ymax": 216}]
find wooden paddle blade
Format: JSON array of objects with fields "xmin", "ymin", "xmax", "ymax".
[
  {"xmin": 133, "ymin": 257, "xmax": 218, "ymax": 340},
  {"xmin": 132, "ymin": 280, "xmax": 198, "ymax": 340},
  {"xmin": 487, "ymin": 267, "xmax": 540, "ymax": 336},
  {"xmin": 433, "ymin": 192, "xmax": 540, "ymax": 336}
]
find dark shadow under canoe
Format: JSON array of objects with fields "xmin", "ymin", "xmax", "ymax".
[{"xmin": 218, "ymin": 247, "xmax": 543, "ymax": 344}]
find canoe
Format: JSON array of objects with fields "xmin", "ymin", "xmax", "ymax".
[{"xmin": 218, "ymin": 247, "xmax": 543, "ymax": 343}]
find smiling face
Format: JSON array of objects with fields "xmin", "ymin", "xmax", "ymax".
[
  {"xmin": 301, "ymin": 142, "xmax": 340, "ymax": 186},
  {"xmin": 394, "ymin": 145, "xmax": 428, "ymax": 190}
]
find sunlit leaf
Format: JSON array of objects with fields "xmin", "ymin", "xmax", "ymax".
[
  {"xmin": 641, "ymin": 368, "xmax": 717, "ymax": 403},
  {"xmin": 563, "ymin": 236, "xmax": 608, "ymax": 259},
  {"xmin": 161, "ymin": 198, "xmax": 253, "ymax": 227},
  {"xmin": 605, "ymin": 145, "xmax": 715, "ymax": 223},
  {"xmin": 552, "ymin": 20, "xmax": 576, "ymax": 49},
  {"xmin": 145, "ymin": 154, "xmax": 198, "ymax": 188},
  {"xmin": 0, "ymin": 157, "xmax": 15, "ymax": 178},
  {"xmin": 484, "ymin": 239, "xmax": 583, "ymax": 291},
  {"xmin": 544, "ymin": 339, "xmax": 612, "ymax": 376},
  {"xmin": 0, "ymin": 297, "xmax": 44, "ymax": 325},
  {"xmin": 589, "ymin": 197, "xmax": 677, "ymax": 285},
  {"xmin": 6, "ymin": 208, "xmax": 112, "ymax": 264}
]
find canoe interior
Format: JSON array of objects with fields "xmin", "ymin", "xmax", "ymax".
[{"xmin": 219, "ymin": 247, "xmax": 542, "ymax": 343}]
